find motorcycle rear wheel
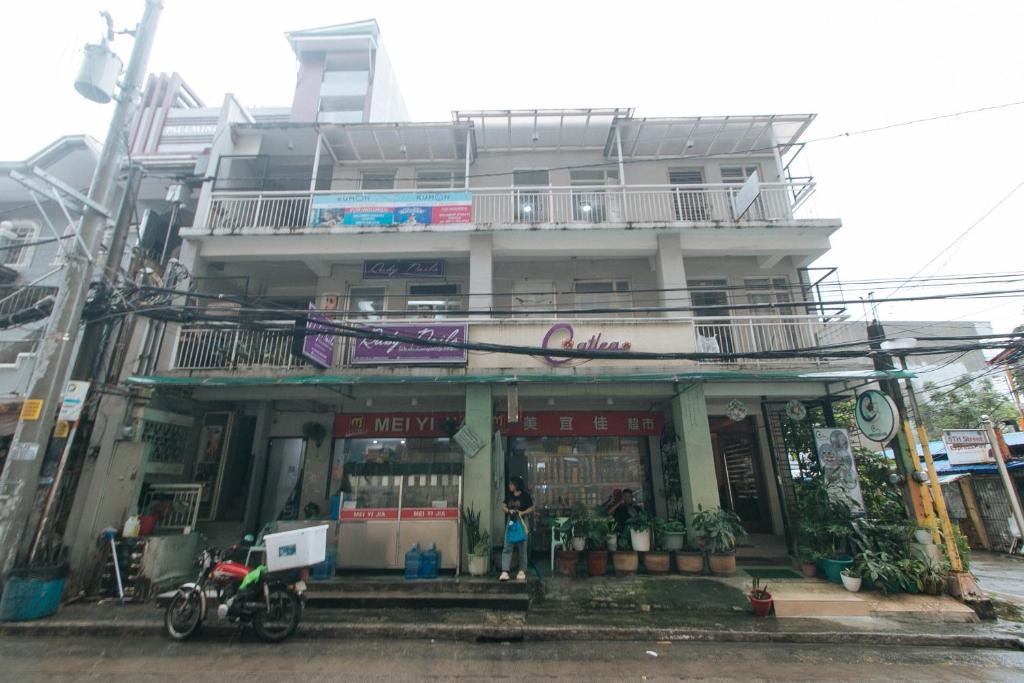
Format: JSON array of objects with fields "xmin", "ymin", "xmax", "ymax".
[
  {"xmin": 165, "ymin": 589, "xmax": 203, "ymax": 640},
  {"xmin": 252, "ymin": 588, "xmax": 300, "ymax": 643}
]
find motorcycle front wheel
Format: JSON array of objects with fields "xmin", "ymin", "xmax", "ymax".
[
  {"xmin": 252, "ymin": 588, "xmax": 300, "ymax": 643},
  {"xmin": 165, "ymin": 588, "xmax": 203, "ymax": 640}
]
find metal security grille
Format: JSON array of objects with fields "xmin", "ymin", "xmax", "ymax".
[
  {"xmin": 761, "ymin": 403, "xmax": 798, "ymax": 528},
  {"xmin": 972, "ymin": 477, "xmax": 1015, "ymax": 551},
  {"xmin": 141, "ymin": 420, "xmax": 190, "ymax": 464}
]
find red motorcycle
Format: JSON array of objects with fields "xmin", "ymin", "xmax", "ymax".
[{"xmin": 164, "ymin": 546, "xmax": 306, "ymax": 643}]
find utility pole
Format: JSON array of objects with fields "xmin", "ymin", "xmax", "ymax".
[{"xmin": 0, "ymin": 0, "xmax": 162, "ymax": 578}]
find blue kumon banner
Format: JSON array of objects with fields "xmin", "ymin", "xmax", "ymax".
[{"xmin": 308, "ymin": 192, "xmax": 472, "ymax": 227}]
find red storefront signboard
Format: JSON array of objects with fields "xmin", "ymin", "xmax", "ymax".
[
  {"xmin": 501, "ymin": 411, "xmax": 664, "ymax": 437},
  {"xmin": 333, "ymin": 411, "xmax": 665, "ymax": 438},
  {"xmin": 334, "ymin": 413, "xmax": 462, "ymax": 438}
]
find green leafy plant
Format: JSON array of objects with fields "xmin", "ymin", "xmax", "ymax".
[
  {"xmin": 626, "ymin": 508, "xmax": 654, "ymax": 533},
  {"xmin": 750, "ymin": 577, "xmax": 770, "ymax": 599},
  {"xmin": 951, "ymin": 526, "xmax": 972, "ymax": 571},
  {"xmin": 461, "ymin": 505, "xmax": 484, "ymax": 556},
  {"xmin": 473, "ymin": 531, "xmax": 491, "ymax": 557},
  {"xmin": 585, "ymin": 517, "xmax": 612, "ymax": 551},
  {"xmin": 690, "ymin": 506, "xmax": 745, "ymax": 554},
  {"xmin": 855, "ymin": 550, "xmax": 898, "ymax": 592},
  {"xmin": 661, "ymin": 520, "xmax": 686, "ymax": 533}
]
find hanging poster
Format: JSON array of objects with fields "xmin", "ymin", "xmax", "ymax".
[
  {"xmin": 813, "ymin": 427, "xmax": 864, "ymax": 510},
  {"xmin": 309, "ymin": 192, "xmax": 472, "ymax": 228}
]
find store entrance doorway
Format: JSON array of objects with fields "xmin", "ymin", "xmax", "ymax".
[
  {"xmin": 710, "ymin": 417, "xmax": 772, "ymax": 534},
  {"xmin": 259, "ymin": 438, "xmax": 307, "ymax": 525}
]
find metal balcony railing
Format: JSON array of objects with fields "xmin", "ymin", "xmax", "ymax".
[
  {"xmin": 203, "ymin": 181, "xmax": 815, "ymax": 231},
  {"xmin": 171, "ymin": 323, "xmax": 308, "ymax": 370},
  {"xmin": 692, "ymin": 314, "xmax": 867, "ymax": 366}
]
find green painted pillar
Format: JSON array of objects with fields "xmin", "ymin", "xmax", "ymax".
[
  {"xmin": 463, "ymin": 385, "xmax": 495, "ymax": 557},
  {"xmin": 671, "ymin": 382, "xmax": 720, "ymax": 525}
]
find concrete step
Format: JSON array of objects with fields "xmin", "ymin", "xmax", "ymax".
[
  {"xmin": 307, "ymin": 577, "xmax": 531, "ymax": 595},
  {"xmin": 306, "ymin": 590, "xmax": 530, "ymax": 611}
]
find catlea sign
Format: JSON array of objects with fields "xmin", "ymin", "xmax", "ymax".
[{"xmin": 541, "ymin": 322, "xmax": 633, "ymax": 366}]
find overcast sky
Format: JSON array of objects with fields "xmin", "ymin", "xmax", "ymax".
[{"xmin": 2, "ymin": 0, "xmax": 1021, "ymax": 337}]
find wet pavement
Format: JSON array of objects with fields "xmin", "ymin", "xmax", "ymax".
[
  {"xmin": 973, "ymin": 552, "xmax": 1024, "ymax": 609},
  {"xmin": 1, "ymin": 633, "xmax": 1022, "ymax": 681}
]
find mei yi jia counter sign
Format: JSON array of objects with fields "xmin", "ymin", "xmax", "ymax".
[{"xmin": 309, "ymin": 192, "xmax": 472, "ymax": 227}]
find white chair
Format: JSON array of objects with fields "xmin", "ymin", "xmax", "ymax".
[{"xmin": 549, "ymin": 516, "xmax": 569, "ymax": 573}]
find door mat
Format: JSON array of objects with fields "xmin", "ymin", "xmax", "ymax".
[{"xmin": 742, "ymin": 567, "xmax": 803, "ymax": 580}]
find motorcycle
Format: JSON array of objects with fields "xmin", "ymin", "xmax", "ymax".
[{"xmin": 164, "ymin": 544, "xmax": 307, "ymax": 643}]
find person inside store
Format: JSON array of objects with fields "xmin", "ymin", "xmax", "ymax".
[
  {"xmin": 607, "ymin": 488, "xmax": 641, "ymax": 533},
  {"xmin": 500, "ymin": 476, "xmax": 534, "ymax": 582}
]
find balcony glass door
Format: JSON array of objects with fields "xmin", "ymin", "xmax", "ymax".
[
  {"xmin": 689, "ymin": 279, "xmax": 733, "ymax": 354},
  {"xmin": 669, "ymin": 169, "xmax": 708, "ymax": 220},
  {"xmin": 744, "ymin": 277, "xmax": 801, "ymax": 351},
  {"xmin": 513, "ymin": 170, "xmax": 550, "ymax": 222}
]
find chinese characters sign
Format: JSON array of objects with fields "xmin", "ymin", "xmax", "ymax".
[
  {"xmin": 362, "ymin": 259, "xmax": 446, "ymax": 279},
  {"xmin": 350, "ymin": 323, "xmax": 468, "ymax": 365},
  {"xmin": 300, "ymin": 304, "xmax": 336, "ymax": 368},
  {"xmin": 309, "ymin": 192, "xmax": 472, "ymax": 228},
  {"xmin": 501, "ymin": 411, "xmax": 664, "ymax": 437}
]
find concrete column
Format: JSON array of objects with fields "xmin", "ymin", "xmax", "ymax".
[
  {"xmin": 655, "ymin": 233, "xmax": 689, "ymax": 318},
  {"xmin": 463, "ymin": 385, "xmax": 495, "ymax": 554},
  {"xmin": 243, "ymin": 401, "xmax": 274, "ymax": 533},
  {"xmin": 671, "ymin": 383, "xmax": 719, "ymax": 525},
  {"xmin": 289, "ymin": 52, "xmax": 326, "ymax": 122},
  {"xmin": 468, "ymin": 234, "xmax": 493, "ymax": 317}
]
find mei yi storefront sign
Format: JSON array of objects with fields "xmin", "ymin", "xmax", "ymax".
[{"xmin": 334, "ymin": 411, "xmax": 664, "ymax": 438}]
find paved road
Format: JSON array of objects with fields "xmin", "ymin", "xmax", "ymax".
[{"xmin": 1, "ymin": 634, "xmax": 1023, "ymax": 681}]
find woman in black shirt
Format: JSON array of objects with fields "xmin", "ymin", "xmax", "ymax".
[{"xmin": 500, "ymin": 477, "xmax": 534, "ymax": 581}]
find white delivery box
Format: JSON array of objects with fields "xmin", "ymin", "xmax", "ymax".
[{"xmin": 263, "ymin": 524, "xmax": 328, "ymax": 572}]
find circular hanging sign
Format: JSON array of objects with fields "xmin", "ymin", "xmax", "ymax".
[
  {"xmin": 855, "ymin": 390, "xmax": 900, "ymax": 444},
  {"xmin": 726, "ymin": 399, "xmax": 748, "ymax": 422},
  {"xmin": 785, "ymin": 400, "xmax": 807, "ymax": 422}
]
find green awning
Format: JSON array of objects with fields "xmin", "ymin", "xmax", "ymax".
[{"xmin": 125, "ymin": 368, "xmax": 913, "ymax": 388}]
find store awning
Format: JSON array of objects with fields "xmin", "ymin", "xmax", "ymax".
[{"xmin": 125, "ymin": 368, "xmax": 913, "ymax": 388}]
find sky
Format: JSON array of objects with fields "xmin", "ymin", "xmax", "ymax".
[{"xmin": 1, "ymin": 0, "xmax": 1022, "ymax": 337}]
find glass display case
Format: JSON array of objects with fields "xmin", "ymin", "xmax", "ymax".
[{"xmin": 335, "ymin": 438, "xmax": 462, "ymax": 570}]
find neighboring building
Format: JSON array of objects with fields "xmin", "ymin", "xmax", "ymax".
[{"xmin": 55, "ymin": 19, "xmax": 912, "ymax": 587}]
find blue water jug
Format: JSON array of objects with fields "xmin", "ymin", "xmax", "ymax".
[
  {"xmin": 404, "ymin": 544, "xmax": 422, "ymax": 580},
  {"xmin": 419, "ymin": 544, "xmax": 439, "ymax": 579}
]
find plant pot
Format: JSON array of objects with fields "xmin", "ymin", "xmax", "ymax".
[
  {"xmin": 586, "ymin": 550, "xmax": 609, "ymax": 577},
  {"xmin": 468, "ymin": 554, "xmax": 489, "ymax": 577},
  {"xmin": 801, "ymin": 562, "xmax": 817, "ymax": 578},
  {"xmin": 571, "ymin": 536, "xmax": 586, "ymax": 552},
  {"xmin": 606, "ymin": 534, "xmax": 618, "ymax": 552},
  {"xmin": 708, "ymin": 552, "xmax": 736, "ymax": 576},
  {"xmin": 555, "ymin": 549, "xmax": 579, "ymax": 577},
  {"xmin": 913, "ymin": 530, "xmax": 933, "ymax": 545},
  {"xmin": 675, "ymin": 551, "xmax": 705, "ymax": 574},
  {"xmin": 643, "ymin": 551, "xmax": 671, "ymax": 574},
  {"xmin": 840, "ymin": 572, "xmax": 862, "ymax": 592},
  {"xmin": 821, "ymin": 556, "xmax": 854, "ymax": 584},
  {"xmin": 138, "ymin": 514, "xmax": 159, "ymax": 536},
  {"xmin": 629, "ymin": 529, "xmax": 651, "ymax": 553},
  {"xmin": 924, "ymin": 578, "xmax": 944, "ymax": 596},
  {"xmin": 662, "ymin": 532, "xmax": 686, "ymax": 552},
  {"xmin": 748, "ymin": 592, "xmax": 773, "ymax": 617},
  {"xmin": 612, "ymin": 550, "xmax": 639, "ymax": 577}
]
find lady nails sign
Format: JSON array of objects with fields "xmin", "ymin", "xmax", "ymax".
[{"xmin": 541, "ymin": 322, "xmax": 632, "ymax": 366}]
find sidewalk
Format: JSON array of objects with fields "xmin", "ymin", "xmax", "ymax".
[{"xmin": 3, "ymin": 569, "xmax": 1024, "ymax": 650}]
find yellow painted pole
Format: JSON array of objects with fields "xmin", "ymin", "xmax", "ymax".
[
  {"xmin": 900, "ymin": 356, "xmax": 963, "ymax": 572},
  {"xmin": 900, "ymin": 418, "xmax": 934, "ymax": 527}
]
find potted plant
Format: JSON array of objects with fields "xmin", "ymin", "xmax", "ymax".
[
  {"xmin": 612, "ymin": 532, "xmax": 638, "ymax": 576},
  {"xmin": 570, "ymin": 504, "xmax": 589, "ymax": 552},
  {"xmin": 660, "ymin": 519, "xmax": 686, "ymax": 552},
  {"xmin": 461, "ymin": 506, "xmax": 490, "ymax": 577},
  {"xmin": 642, "ymin": 519, "xmax": 671, "ymax": 574},
  {"xmin": 626, "ymin": 508, "xmax": 653, "ymax": 553},
  {"xmin": 554, "ymin": 517, "xmax": 579, "ymax": 577},
  {"xmin": 797, "ymin": 547, "xmax": 819, "ymax": 578},
  {"xmin": 921, "ymin": 558, "xmax": 949, "ymax": 595},
  {"xmin": 913, "ymin": 525, "xmax": 935, "ymax": 545},
  {"xmin": 819, "ymin": 522, "xmax": 855, "ymax": 583},
  {"xmin": 748, "ymin": 578, "xmax": 773, "ymax": 617},
  {"xmin": 601, "ymin": 517, "xmax": 618, "ymax": 551},
  {"xmin": 840, "ymin": 564, "xmax": 861, "ymax": 592},
  {"xmin": 675, "ymin": 541, "xmax": 705, "ymax": 574},
  {"xmin": 691, "ymin": 506, "xmax": 744, "ymax": 575},
  {"xmin": 584, "ymin": 519, "xmax": 610, "ymax": 577}
]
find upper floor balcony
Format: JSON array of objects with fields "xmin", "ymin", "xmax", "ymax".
[{"xmin": 201, "ymin": 180, "xmax": 815, "ymax": 234}]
